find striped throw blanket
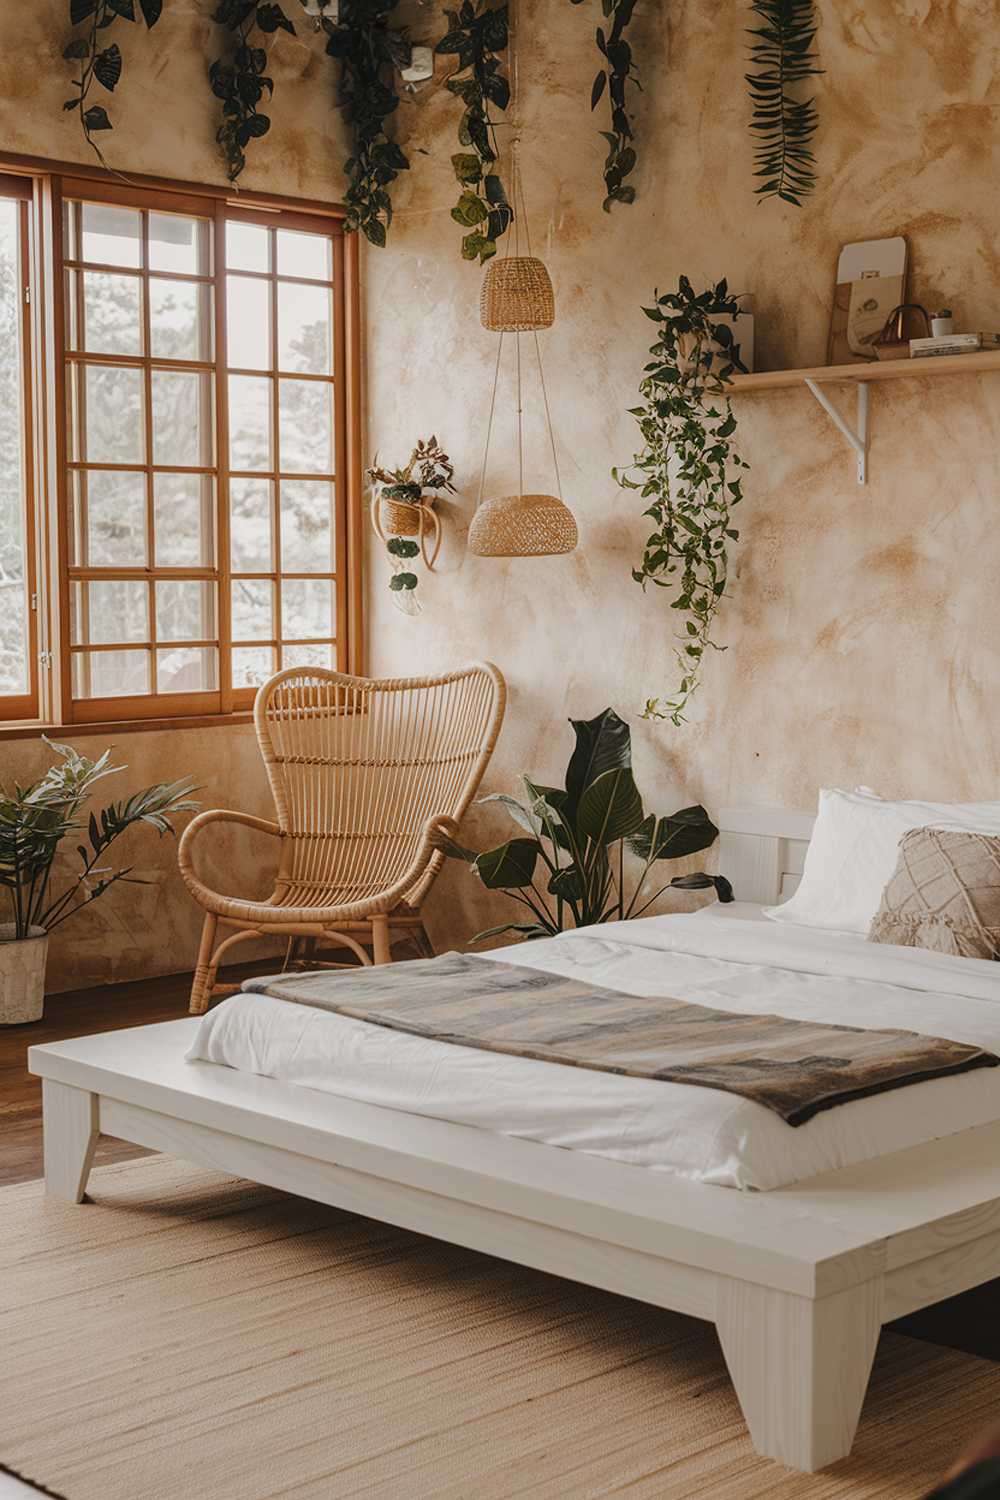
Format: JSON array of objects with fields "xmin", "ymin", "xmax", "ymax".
[{"xmin": 245, "ymin": 952, "xmax": 998, "ymax": 1126}]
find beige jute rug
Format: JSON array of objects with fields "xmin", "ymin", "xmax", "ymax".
[{"xmin": 1, "ymin": 1155, "xmax": 998, "ymax": 1500}]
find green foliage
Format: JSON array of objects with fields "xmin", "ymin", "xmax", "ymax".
[
  {"xmin": 0, "ymin": 739, "xmax": 198, "ymax": 940},
  {"xmin": 324, "ymin": 0, "xmax": 412, "ymax": 247},
  {"xmin": 747, "ymin": 0, "xmax": 822, "ymax": 205},
  {"xmin": 368, "ymin": 437, "xmax": 456, "ymax": 609},
  {"xmin": 436, "ymin": 708, "xmax": 726, "ymax": 943},
  {"xmin": 570, "ymin": 0, "xmax": 640, "ymax": 211},
  {"xmin": 614, "ymin": 277, "xmax": 749, "ymax": 725},
  {"xmin": 436, "ymin": 2, "xmax": 513, "ymax": 264},
  {"xmin": 210, "ymin": 1, "xmax": 295, "ymax": 183},
  {"xmin": 62, "ymin": 0, "xmax": 162, "ymax": 165}
]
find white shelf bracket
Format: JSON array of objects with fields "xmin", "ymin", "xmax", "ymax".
[{"xmin": 804, "ymin": 377, "xmax": 869, "ymax": 485}]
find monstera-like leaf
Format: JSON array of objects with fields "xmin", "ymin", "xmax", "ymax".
[
  {"xmin": 565, "ymin": 708, "xmax": 631, "ymax": 823},
  {"xmin": 627, "ymin": 805, "xmax": 718, "ymax": 862},
  {"xmin": 577, "ymin": 767, "xmax": 644, "ymax": 846},
  {"xmin": 473, "ymin": 838, "xmax": 540, "ymax": 890}
]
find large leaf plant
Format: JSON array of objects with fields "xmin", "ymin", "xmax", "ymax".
[{"xmin": 438, "ymin": 708, "xmax": 729, "ymax": 945}]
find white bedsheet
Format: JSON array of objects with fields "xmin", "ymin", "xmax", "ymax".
[{"xmin": 187, "ymin": 904, "xmax": 1000, "ymax": 1191}]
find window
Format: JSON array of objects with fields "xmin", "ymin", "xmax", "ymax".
[
  {"xmin": 0, "ymin": 161, "xmax": 358, "ymax": 729},
  {"xmin": 0, "ymin": 175, "xmax": 38, "ymax": 719}
]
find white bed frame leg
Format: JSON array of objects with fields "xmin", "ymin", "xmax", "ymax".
[
  {"xmin": 715, "ymin": 1277, "xmax": 883, "ymax": 1471},
  {"xmin": 43, "ymin": 1079, "xmax": 99, "ymax": 1203}
]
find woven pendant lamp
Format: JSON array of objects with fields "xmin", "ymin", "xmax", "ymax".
[
  {"xmin": 480, "ymin": 255, "xmax": 554, "ymax": 332},
  {"xmin": 469, "ymin": 35, "xmax": 575, "ymax": 560}
]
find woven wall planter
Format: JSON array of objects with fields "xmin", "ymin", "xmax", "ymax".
[
  {"xmin": 0, "ymin": 926, "xmax": 48, "ymax": 1025},
  {"xmin": 480, "ymin": 256, "xmax": 555, "ymax": 332},
  {"xmin": 376, "ymin": 484, "xmax": 424, "ymax": 538},
  {"xmin": 468, "ymin": 492, "xmax": 578, "ymax": 557}
]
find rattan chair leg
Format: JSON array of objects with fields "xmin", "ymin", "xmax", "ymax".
[
  {"xmin": 371, "ymin": 914, "xmax": 392, "ymax": 965},
  {"xmin": 189, "ymin": 914, "xmax": 218, "ymax": 1016}
]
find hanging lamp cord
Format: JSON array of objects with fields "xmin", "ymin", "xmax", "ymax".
[{"xmin": 473, "ymin": 0, "xmax": 563, "ymax": 511}]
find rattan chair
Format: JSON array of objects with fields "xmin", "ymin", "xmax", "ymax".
[{"xmin": 179, "ymin": 662, "xmax": 506, "ymax": 1014}]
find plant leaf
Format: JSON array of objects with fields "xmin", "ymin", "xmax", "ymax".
[
  {"xmin": 576, "ymin": 767, "xmax": 644, "ymax": 846},
  {"xmin": 473, "ymin": 838, "xmax": 540, "ymax": 889}
]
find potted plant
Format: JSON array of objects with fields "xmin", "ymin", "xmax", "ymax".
[
  {"xmin": 367, "ymin": 437, "xmax": 457, "ymax": 614},
  {"xmin": 437, "ymin": 707, "xmax": 730, "ymax": 944},
  {"xmin": 0, "ymin": 738, "xmax": 198, "ymax": 1025}
]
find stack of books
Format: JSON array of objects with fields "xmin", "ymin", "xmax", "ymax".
[{"xmin": 910, "ymin": 333, "xmax": 1000, "ymax": 358}]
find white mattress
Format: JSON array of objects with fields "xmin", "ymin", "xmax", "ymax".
[{"xmin": 187, "ymin": 904, "xmax": 1000, "ymax": 1191}]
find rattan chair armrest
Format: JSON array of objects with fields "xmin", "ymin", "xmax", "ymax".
[{"xmin": 178, "ymin": 809, "xmax": 283, "ymax": 907}]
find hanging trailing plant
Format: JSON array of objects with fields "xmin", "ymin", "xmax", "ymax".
[
  {"xmin": 209, "ymin": 2, "xmax": 296, "ymax": 184},
  {"xmin": 570, "ymin": 0, "xmax": 639, "ymax": 211},
  {"xmin": 436, "ymin": 2, "xmax": 513, "ymax": 264},
  {"xmin": 323, "ymin": 1, "xmax": 412, "ymax": 247},
  {"xmin": 747, "ymin": 0, "xmax": 822, "ymax": 205},
  {"xmin": 62, "ymin": 0, "xmax": 163, "ymax": 164},
  {"xmin": 614, "ymin": 278, "xmax": 750, "ymax": 726}
]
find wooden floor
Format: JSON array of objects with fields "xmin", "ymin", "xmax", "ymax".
[{"xmin": 3, "ymin": 971, "xmax": 1000, "ymax": 1364}]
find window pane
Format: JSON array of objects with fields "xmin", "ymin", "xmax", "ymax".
[
  {"xmin": 277, "ymin": 229, "xmax": 331, "ymax": 281},
  {"xmin": 233, "ymin": 645, "xmax": 275, "ymax": 689},
  {"xmin": 229, "ymin": 375, "xmax": 272, "ymax": 471},
  {"xmin": 150, "ymin": 278, "xmax": 213, "ymax": 361},
  {"xmin": 152, "ymin": 369, "xmax": 213, "ymax": 466},
  {"xmin": 230, "ymin": 477, "xmax": 272, "ymax": 571},
  {"xmin": 149, "ymin": 213, "xmax": 210, "ymax": 275},
  {"xmin": 66, "ymin": 270, "xmax": 142, "ymax": 356},
  {"xmin": 80, "ymin": 202, "xmax": 141, "ymax": 268},
  {"xmin": 232, "ymin": 578, "xmax": 273, "ymax": 640},
  {"xmin": 71, "ymin": 580, "xmax": 149, "ymax": 645},
  {"xmin": 281, "ymin": 643, "xmax": 334, "ymax": 672},
  {"xmin": 282, "ymin": 578, "xmax": 333, "ymax": 639},
  {"xmin": 73, "ymin": 649, "xmax": 150, "ymax": 698},
  {"xmin": 154, "ymin": 472, "xmax": 214, "ymax": 566},
  {"xmin": 71, "ymin": 470, "xmax": 147, "ymax": 568},
  {"xmin": 158, "ymin": 646, "xmax": 218, "ymax": 693},
  {"xmin": 227, "ymin": 276, "xmax": 270, "ymax": 370},
  {"xmin": 279, "ymin": 379, "xmax": 331, "ymax": 473},
  {"xmin": 0, "ymin": 200, "xmax": 29, "ymax": 697},
  {"xmin": 280, "ymin": 480, "xmax": 334, "ymax": 572},
  {"xmin": 227, "ymin": 221, "xmax": 269, "ymax": 273},
  {"xmin": 277, "ymin": 283, "xmax": 331, "ymax": 374},
  {"xmin": 69, "ymin": 364, "xmax": 144, "ymax": 464},
  {"xmin": 156, "ymin": 580, "xmax": 216, "ymax": 642}
]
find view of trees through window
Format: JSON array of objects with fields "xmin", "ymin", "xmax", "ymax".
[{"xmin": 0, "ymin": 193, "xmax": 31, "ymax": 702}]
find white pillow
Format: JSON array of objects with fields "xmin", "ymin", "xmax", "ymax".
[{"xmin": 763, "ymin": 788, "xmax": 1000, "ymax": 935}]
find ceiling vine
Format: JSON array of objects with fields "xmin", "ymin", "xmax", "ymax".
[{"xmin": 59, "ymin": 1, "xmax": 826, "ymax": 252}]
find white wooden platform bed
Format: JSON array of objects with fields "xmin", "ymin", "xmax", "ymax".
[{"xmin": 28, "ymin": 807, "xmax": 1000, "ymax": 1474}]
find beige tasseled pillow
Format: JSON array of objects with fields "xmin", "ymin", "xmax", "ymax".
[{"xmin": 869, "ymin": 826, "xmax": 1000, "ymax": 959}]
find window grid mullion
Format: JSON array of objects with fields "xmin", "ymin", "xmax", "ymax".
[
  {"xmin": 141, "ymin": 208, "xmax": 158, "ymax": 696},
  {"xmin": 270, "ymin": 228, "xmax": 283, "ymax": 669}
]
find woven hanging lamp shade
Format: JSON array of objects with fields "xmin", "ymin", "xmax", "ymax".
[
  {"xmin": 468, "ymin": 492, "xmax": 577, "ymax": 557},
  {"xmin": 480, "ymin": 256, "xmax": 555, "ymax": 332}
]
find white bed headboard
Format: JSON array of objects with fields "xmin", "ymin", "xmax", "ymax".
[{"xmin": 717, "ymin": 807, "xmax": 816, "ymax": 905}]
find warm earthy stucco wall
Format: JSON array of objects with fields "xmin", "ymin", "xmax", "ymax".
[{"xmin": 1, "ymin": 0, "xmax": 998, "ymax": 984}]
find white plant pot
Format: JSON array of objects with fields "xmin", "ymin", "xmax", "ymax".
[{"xmin": 0, "ymin": 925, "xmax": 48, "ymax": 1025}]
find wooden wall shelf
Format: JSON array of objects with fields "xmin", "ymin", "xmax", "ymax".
[
  {"xmin": 728, "ymin": 351, "xmax": 1000, "ymax": 483},
  {"xmin": 730, "ymin": 350, "xmax": 1000, "ymax": 392}
]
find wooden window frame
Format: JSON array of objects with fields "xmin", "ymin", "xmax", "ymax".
[{"xmin": 0, "ymin": 151, "xmax": 364, "ymax": 738}]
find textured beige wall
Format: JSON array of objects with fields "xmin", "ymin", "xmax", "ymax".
[{"xmin": 1, "ymin": 0, "xmax": 999, "ymax": 982}]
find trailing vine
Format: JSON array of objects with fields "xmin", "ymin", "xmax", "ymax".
[
  {"xmin": 614, "ymin": 278, "xmax": 749, "ymax": 725},
  {"xmin": 62, "ymin": 0, "xmax": 163, "ymax": 164},
  {"xmin": 323, "ymin": 1, "xmax": 412, "ymax": 247},
  {"xmin": 571, "ymin": 0, "xmax": 639, "ymax": 211},
  {"xmin": 747, "ymin": 0, "xmax": 821, "ymax": 205},
  {"xmin": 436, "ymin": 2, "xmax": 513, "ymax": 264},
  {"xmin": 210, "ymin": 2, "xmax": 296, "ymax": 183}
]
